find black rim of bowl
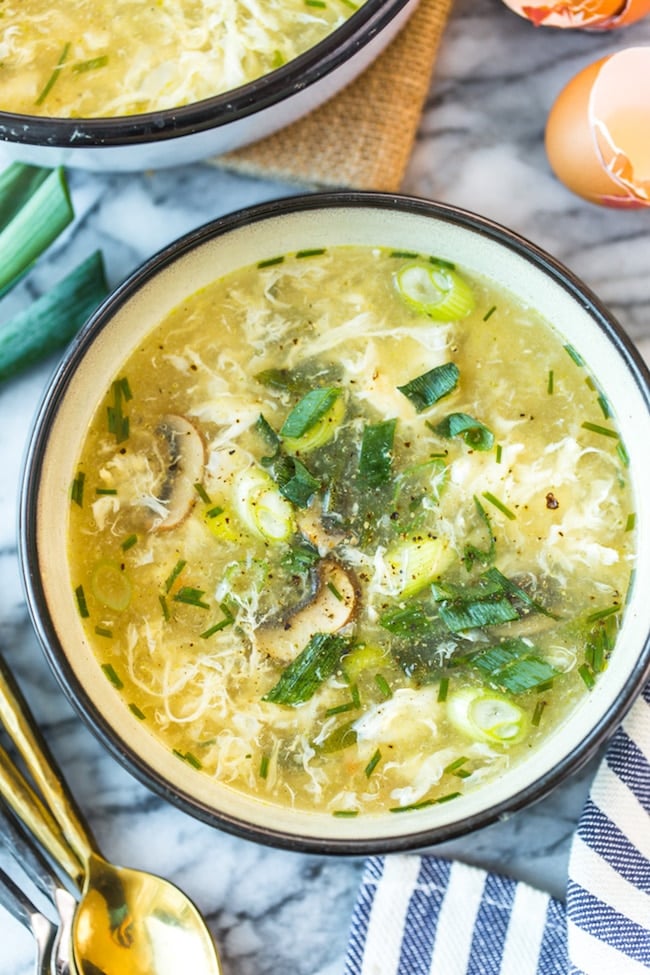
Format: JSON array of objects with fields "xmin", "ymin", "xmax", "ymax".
[
  {"xmin": 0, "ymin": 0, "xmax": 412, "ymax": 148},
  {"xmin": 19, "ymin": 191, "xmax": 650, "ymax": 854}
]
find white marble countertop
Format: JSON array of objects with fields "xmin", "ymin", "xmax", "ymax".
[{"xmin": 1, "ymin": 0, "xmax": 650, "ymax": 971}]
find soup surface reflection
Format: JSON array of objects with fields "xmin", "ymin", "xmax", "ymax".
[{"xmin": 68, "ymin": 246, "xmax": 635, "ymax": 815}]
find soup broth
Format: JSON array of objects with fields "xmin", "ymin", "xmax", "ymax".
[
  {"xmin": 68, "ymin": 246, "xmax": 635, "ymax": 816},
  {"xmin": 0, "ymin": 0, "xmax": 358, "ymax": 118}
]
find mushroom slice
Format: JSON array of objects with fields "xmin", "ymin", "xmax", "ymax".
[
  {"xmin": 296, "ymin": 504, "xmax": 346, "ymax": 555},
  {"xmin": 150, "ymin": 414, "xmax": 206, "ymax": 531},
  {"xmin": 256, "ymin": 560, "xmax": 357, "ymax": 663}
]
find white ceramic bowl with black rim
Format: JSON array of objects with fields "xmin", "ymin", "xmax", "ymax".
[
  {"xmin": 19, "ymin": 192, "xmax": 650, "ymax": 854},
  {"xmin": 0, "ymin": 0, "xmax": 417, "ymax": 172}
]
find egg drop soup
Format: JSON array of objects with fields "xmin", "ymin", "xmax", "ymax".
[
  {"xmin": 0, "ymin": 0, "xmax": 360, "ymax": 118},
  {"xmin": 68, "ymin": 246, "xmax": 635, "ymax": 816}
]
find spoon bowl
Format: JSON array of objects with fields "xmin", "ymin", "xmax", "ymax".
[{"xmin": 0, "ymin": 655, "xmax": 222, "ymax": 975}]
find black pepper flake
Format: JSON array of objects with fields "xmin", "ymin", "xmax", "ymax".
[{"xmin": 545, "ymin": 492, "xmax": 560, "ymax": 510}]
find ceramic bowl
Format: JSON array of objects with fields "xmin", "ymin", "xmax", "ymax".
[
  {"xmin": 20, "ymin": 192, "xmax": 650, "ymax": 853},
  {"xmin": 0, "ymin": 0, "xmax": 416, "ymax": 172}
]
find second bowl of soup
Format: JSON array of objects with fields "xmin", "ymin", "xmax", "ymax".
[{"xmin": 20, "ymin": 193, "xmax": 650, "ymax": 852}]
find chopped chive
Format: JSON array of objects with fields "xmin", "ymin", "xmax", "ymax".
[
  {"xmin": 185, "ymin": 752, "xmax": 202, "ymax": 770},
  {"xmin": 194, "ymin": 482, "xmax": 212, "ymax": 504},
  {"xmin": 257, "ymin": 256, "xmax": 284, "ymax": 268},
  {"xmin": 482, "ymin": 491, "xmax": 516, "ymax": 520},
  {"xmin": 390, "ymin": 799, "xmax": 435, "ymax": 813},
  {"xmin": 581, "ymin": 421, "xmax": 618, "ymax": 440},
  {"xmin": 483, "ymin": 305, "xmax": 497, "ymax": 322},
  {"xmin": 437, "ymin": 677, "xmax": 449, "ymax": 702},
  {"xmin": 325, "ymin": 700, "xmax": 357, "ymax": 717},
  {"xmin": 159, "ymin": 595, "xmax": 170, "ymax": 621},
  {"xmin": 535, "ymin": 680, "xmax": 555, "ymax": 693},
  {"xmin": 617, "ymin": 441, "xmax": 630, "ymax": 467},
  {"xmin": 564, "ymin": 344, "xmax": 585, "ymax": 367},
  {"xmin": 164, "ymin": 559, "xmax": 187, "ymax": 593},
  {"xmin": 128, "ymin": 703, "xmax": 146, "ymax": 720},
  {"xmin": 435, "ymin": 791, "xmax": 462, "ymax": 804},
  {"xmin": 101, "ymin": 663, "xmax": 123, "ymax": 689},
  {"xmin": 259, "ymin": 754, "xmax": 270, "ymax": 779},
  {"xmin": 94, "ymin": 625, "xmax": 113, "ymax": 638},
  {"xmin": 206, "ymin": 505, "xmax": 224, "ymax": 519},
  {"xmin": 200, "ymin": 602, "xmax": 235, "ymax": 638},
  {"xmin": 72, "ymin": 54, "xmax": 109, "ymax": 73},
  {"xmin": 625, "ymin": 512, "xmax": 636, "ymax": 532},
  {"xmin": 578, "ymin": 663, "xmax": 596, "ymax": 690},
  {"xmin": 173, "ymin": 586, "xmax": 210, "ymax": 609},
  {"xmin": 443, "ymin": 756, "xmax": 468, "ymax": 774},
  {"xmin": 333, "ymin": 809, "xmax": 359, "ymax": 817},
  {"xmin": 121, "ymin": 534, "xmax": 137, "ymax": 551},
  {"xmin": 495, "ymin": 444, "xmax": 502, "ymax": 464},
  {"xmin": 428, "ymin": 256, "xmax": 455, "ymax": 270},
  {"xmin": 35, "ymin": 42, "xmax": 70, "ymax": 106},
  {"xmin": 350, "ymin": 683, "xmax": 361, "ymax": 709},
  {"xmin": 75, "ymin": 584, "xmax": 89, "ymax": 618},
  {"xmin": 597, "ymin": 394, "xmax": 611, "ymax": 419},
  {"xmin": 532, "ymin": 700, "xmax": 546, "ymax": 726},
  {"xmin": 71, "ymin": 472, "xmax": 85, "ymax": 507},
  {"xmin": 106, "ymin": 378, "xmax": 130, "ymax": 443},
  {"xmin": 586, "ymin": 605, "xmax": 620, "ymax": 623},
  {"xmin": 591, "ymin": 639, "xmax": 605, "ymax": 674},
  {"xmin": 95, "ymin": 487, "xmax": 117, "ymax": 496},
  {"xmin": 305, "ymin": 1, "xmax": 326, "ymax": 7},
  {"xmin": 375, "ymin": 674, "xmax": 392, "ymax": 699},
  {"xmin": 327, "ymin": 581, "xmax": 343, "ymax": 601},
  {"xmin": 391, "ymin": 250, "xmax": 419, "ymax": 259},
  {"xmin": 364, "ymin": 749, "xmax": 382, "ymax": 778},
  {"xmin": 585, "ymin": 376, "xmax": 596, "ymax": 391},
  {"xmin": 119, "ymin": 377, "xmax": 132, "ymax": 401},
  {"xmin": 547, "ymin": 370, "xmax": 554, "ymax": 395},
  {"xmin": 296, "ymin": 248, "xmax": 326, "ymax": 258}
]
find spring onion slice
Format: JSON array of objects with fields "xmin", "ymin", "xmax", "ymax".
[
  {"xmin": 0, "ymin": 252, "xmax": 108, "ymax": 382},
  {"xmin": 435, "ymin": 413, "xmax": 494, "ymax": 451},
  {"xmin": 264, "ymin": 633, "xmax": 353, "ymax": 706},
  {"xmin": 397, "ymin": 362, "xmax": 459, "ymax": 413},
  {"xmin": 358, "ymin": 418, "xmax": 396, "ymax": 486},
  {"xmin": 0, "ymin": 166, "xmax": 74, "ymax": 299},
  {"xmin": 447, "ymin": 687, "xmax": 528, "ymax": 744},
  {"xmin": 280, "ymin": 387, "xmax": 341, "ymax": 439},
  {"xmin": 396, "ymin": 263, "xmax": 475, "ymax": 321}
]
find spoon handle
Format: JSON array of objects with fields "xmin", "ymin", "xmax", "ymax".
[
  {"xmin": 0, "ymin": 797, "xmax": 70, "ymax": 904},
  {"xmin": 0, "ymin": 860, "xmax": 57, "ymax": 975},
  {"xmin": 0, "ymin": 740, "xmax": 83, "ymax": 886},
  {"xmin": 0, "ymin": 654, "xmax": 95, "ymax": 867}
]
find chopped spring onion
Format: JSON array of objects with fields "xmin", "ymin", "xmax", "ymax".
[
  {"xmin": 358, "ymin": 418, "xmax": 396, "ymax": 486},
  {"xmin": 434, "ymin": 413, "xmax": 495, "ymax": 451},
  {"xmin": 447, "ymin": 687, "xmax": 528, "ymax": 745},
  {"xmin": 578, "ymin": 663, "xmax": 596, "ymax": 689},
  {"xmin": 396, "ymin": 263, "xmax": 475, "ymax": 321},
  {"xmin": 0, "ymin": 166, "xmax": 73, "ymax": 299},
  {"xmin": 384, "ymin": 533, "xmax": 453, "ymax": 597},
  {"xmin": 280, "ymin": 387, "xmax": 342, "ymax": 440},
  {"xmin": 234, "ymin": 467, "xmax": 295, "ymax": 541},
  {"xmin": 468, "ymin": 639, "xmax": 559, "ymax": 693},
  {"xmin": 264, "ymin": 633, "xmax": 352, "ymax": 705},
  {"xmin": 585, "ymin": 604, "xmax": 620, "ymax": 623},
  {"xmin": 90, "ymin": 560, "xmax": 132, "ymax": 612},
  {"xmin": 483, "ymin": 305, "xmax": 497, "ymax": 322},
  {"xmin": 397, "ymin": 362, "xmax": 459, "ymax": 413},
  {"xmin": 342, "ymin": 643, "xmax": 390, "ymax": 680},
  {"xmin": 0, "ymin": 250, "xmax": 106, "ymax": 381},
  {"xmin": 483, "ymin": 567, "xmax": 559, "ymax": 619}
]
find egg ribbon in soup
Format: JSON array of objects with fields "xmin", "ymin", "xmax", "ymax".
[
  {"xmin": 68, "ymin": 247, "xmax": 635, "ymax": 816},
  {"xmin": 0, "ymin": 0, "xmax": 360, "ymax": 118}
]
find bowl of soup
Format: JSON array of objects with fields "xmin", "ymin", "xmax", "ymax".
[
  {"xmin": 20, "ymin": 192, "xmax": 650, "ymax": 852},
  {"xmin": 0, "ymin": 0, "xmax": 416, "ymax": 171}
]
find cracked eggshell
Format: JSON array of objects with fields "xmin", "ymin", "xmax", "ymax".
[
  {"xmin": 545, "ymin": 47, "xmax": 650, "ymax": 207},
  {"xmin": 500, "ymin": 0, "xmax": 650, "ymax": 29}
]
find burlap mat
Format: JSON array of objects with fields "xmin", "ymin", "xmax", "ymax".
[{"xmin": 212, "ymin": 0, "xmax": 453, "ymax": 191}]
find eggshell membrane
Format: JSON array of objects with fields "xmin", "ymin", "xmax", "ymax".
[
  {"xmin": 545, "ymin": 47, "xmax": 650, "ymax": 207},
  {"xmin": 500, "ymin": 0, "xmax": 650, "ymax": 29}
]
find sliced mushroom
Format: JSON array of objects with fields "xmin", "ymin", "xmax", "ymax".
[
  {"xmin": 148, "ymin": 414, "xmax": 206, "ymax": 531},
  {"xmin": 255, "ymin": 559, "xmax": 358, "ymax": 663},
  {"xmin": 296, "ymin": 503, "xmax": 346, "ymax": 555}
]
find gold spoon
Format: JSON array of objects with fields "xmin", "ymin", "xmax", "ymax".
[{"xmin": 0, "ymin": 657, "xmax": 222, "ymax": 975}]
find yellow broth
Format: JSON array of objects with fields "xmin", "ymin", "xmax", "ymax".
[
  {"xmin": 0, "ymin": 0, "xmax": 359, "ymax": 118},
  {"xmin": 68, "ymin": 246, "xmax": 635, "ymax": 815}
]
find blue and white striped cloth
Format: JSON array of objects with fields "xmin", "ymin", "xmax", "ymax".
[{"xmin": 344, "ymin": 681, "xmax": 649, "ymax": 975}]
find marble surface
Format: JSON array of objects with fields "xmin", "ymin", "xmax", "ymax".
[{"xmin": 1, "ymin": 0, "xmax": 650, "ymax": 971}]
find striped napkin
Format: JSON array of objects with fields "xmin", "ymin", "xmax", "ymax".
[{"xmin": 344, "ymin": 681, "xmax": 650, "ymax": 975}]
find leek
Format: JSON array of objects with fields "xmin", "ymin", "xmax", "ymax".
[
  {"xmin": 397, "ymin": 362, "xmax": 459, "ymax": 413},
  {"xmin": 264, "ymin": 633, "xmax": 352, "ymax": 705}
]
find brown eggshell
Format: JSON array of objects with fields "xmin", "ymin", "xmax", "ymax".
[
  {"xmin": 545, "ymin": 47, "xmax": 650, "ymax": 207},
  {"xmin": 500, "ymin": 0, "xmax": 650, "ymax": 29}
]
